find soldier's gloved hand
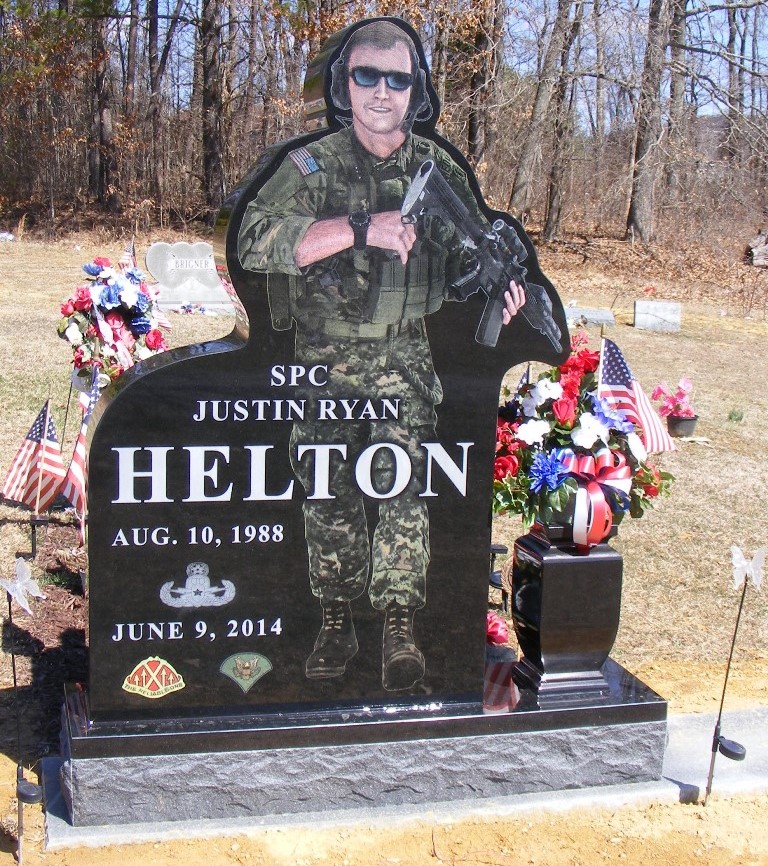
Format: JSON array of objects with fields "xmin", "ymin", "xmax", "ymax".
[
  {"xmin": 368, "ymin": 211, "xmax": 416, "ymax": 265},
  {"xmin": 502, "ymin": 281, "xmax": 526, "ymax": 325}
]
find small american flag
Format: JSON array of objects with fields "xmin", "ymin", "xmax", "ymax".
[
  {"xmin": 60, "ymin": 372, "xmax": 100, "ymax": 542},
  {"xmin": 597, "ymin": 338, "xmax": 676, "ymax": 454},
  {"xmin": 118, "ymin": 237, "xmax": 137, "ymax": 271},
  {"xmin": 1, "ymin": 402, "xmax": 67, "ymax": 513}
]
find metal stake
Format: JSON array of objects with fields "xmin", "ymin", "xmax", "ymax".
[
  {"xmin": 6, "ymin": 592, "xmax": 43, "ymax": 864},
  {"xmin": 703, "ymin": 578, "xmax": 749, "ymax": 804}
]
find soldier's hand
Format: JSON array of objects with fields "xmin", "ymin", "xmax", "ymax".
[
  {"xmin": 502, "ymin": 281, "xmax": 526, "ymax": 325},
  {"xmin": 367, "ymin": 211, "xmax": 417, "ymax": 265}
]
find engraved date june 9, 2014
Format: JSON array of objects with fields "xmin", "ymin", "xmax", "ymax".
[{"xmin": 110, "ymin": 618, "xmax": 283, "ymax": 642}]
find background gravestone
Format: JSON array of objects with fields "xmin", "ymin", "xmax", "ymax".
[
  {"xmin": 633, "ymin": 300, "xmax": 681, "ymax": 332},
  {"xmin": 145, "ymin": 241, "xmax": 235, "ymax": 312}
]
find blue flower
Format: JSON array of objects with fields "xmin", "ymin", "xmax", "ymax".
[
  {"xmin": 99, "ymin": 283, "xmax": 122, "ymax": 310},
  {"xmin": 128, "ymin": 314, "xmax": 152, "ymax": 335},
  {"xmin": 123, "ymin": 267, "xmax": 145, "ymax": 285},
  {"xmin": 82, "ymin": 263, "xmax": 102, "ymax": 277},
  {"xmin": 529, "ymin": 451, "xmax": 569, "ymax": 493},
  {"xmin": 590, "ymin": 393, "xmax": 634, "ymax": 434},
  {"xmin": 133, "ymin": 290, "xmax": 150, "ymax": 313}
]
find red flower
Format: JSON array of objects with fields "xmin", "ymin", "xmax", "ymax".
[
  {"xmin": 496, "ymin": 420, "xmax": 517, "ymax": 452},
  {"xmin": 60, "ymin": 299, "xmax": 75, "ymax": 316},
  {"xmin": 494, "ymin": 454, "xmax": 520, "ymax": 480},
  {"xmin": 559, "ymin": 347, "xmax": 599, "ymax": 377},
  {"xmin": 72, "ymin": 285, "xmax": 93, "ymax": 312},
  {"xmin": 552, "ymin": 395, "xmax": 577, "ymax": 426},
  {"xmin": 486, "ymin": 611, "xmax": 509, "ymax": 645},
  {"xmin": 73, "ymin": 346, "xmax": 87, "ymax": 368},
  {"xmin": 105, "ymin": 311, "xmax": 135, "ymax": 350},
  {"xmin": 559, "ymin": 370, "xmax": 582, "ymax": 399},
  {"xmin": 570, "ymin": 332, "xmax": 589, "ymax": 351},
  {"xmin": 145, "ymin": 329, "xmax": 168, "ymax": 351},
  {"xmin": 93, "ymin": 256, "xmax": 112, "ymax": 267}
]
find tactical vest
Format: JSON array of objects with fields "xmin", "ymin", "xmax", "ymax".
[{"xmin": 287, "ymin": 133, "xmax": 450, "ymax": 334}]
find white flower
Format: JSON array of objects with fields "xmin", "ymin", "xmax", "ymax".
[
  {"xmin": 516, "ymin": 418, "xmax": 552, "ymax": 445},
  {"xmin": 537, "ymin": 379, "xmax": 563, "ymax": 401},
  {"xmin": 626, "ymin": 432, "xmax": 647, "ymax": 463},
  {"xmin": 522, "ymin": 380, "xmax": 563, "ymax": 417},
  {"xmin": 118, "ymin": 279, "xmax": 139, "ymax": 309},
  {"xmin": 64, "ymin": 322, "xmax": 83, "ymax": 345},
  {"xmin": 570, "ymin": 412, "xmax": 611, "ymax": 449}
]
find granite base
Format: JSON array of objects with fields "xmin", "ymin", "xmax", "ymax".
[{"xmin": 49, "ymin": 660, "xmax": 667, "ymax": 827}]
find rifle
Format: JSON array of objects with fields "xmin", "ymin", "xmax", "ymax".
[{"xmin": 401, "ymin": 160, "xmax": 562, "ymax": 350}]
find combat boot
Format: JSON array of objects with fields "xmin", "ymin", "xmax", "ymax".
[
  {"xmin": 381, "ymin": 604, "xmax": 425, "ymax": 691},
  {"xmin": 305, "ymin": 601, "xmax": 358, "ymax": 679}
]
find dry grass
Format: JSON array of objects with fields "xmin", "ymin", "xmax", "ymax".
[{"xmin": 1, "ymin": 232, "xmax": 766, "ymax": 684}]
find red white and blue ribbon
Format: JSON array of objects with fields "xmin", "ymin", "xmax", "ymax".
[{"xmin": 560, "ymin": 448, "xmax": 633, "ymax": 548}]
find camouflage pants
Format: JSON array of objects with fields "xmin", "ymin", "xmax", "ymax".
[{"xmin": 289, "ymin": 319, "xmax": 442, "ymax": 611}]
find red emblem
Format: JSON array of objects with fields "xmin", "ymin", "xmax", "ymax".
[{"xmin": 122, "ymin": 656, "xmax": 185, "ymax": 699}]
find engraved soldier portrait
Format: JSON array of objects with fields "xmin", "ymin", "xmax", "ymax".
[{"xmin": 237, "ymin": 19, "xmax": 531, "ymax": 691}]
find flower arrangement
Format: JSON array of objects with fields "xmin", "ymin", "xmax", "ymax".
[
  {"xmin": 651, "ymin": 378, "xmax": 696, "ymax": 419},
  {"xmin": 493, "ymin": 334, "xmax": 673, "ymax": 546},
  {"xmin": 58, "ymin": 256, "xmax": 170, "ymax": 384}
]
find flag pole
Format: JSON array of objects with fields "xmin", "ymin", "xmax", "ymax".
[
  {"xmin": 32, "ymin": 399, "xmax": 51, "ymax": 517},
  {"xmin": 30, "ymin": 399, "xmax": 53, "ymax": 558}
]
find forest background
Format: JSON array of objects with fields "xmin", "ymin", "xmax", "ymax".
[{"xmin": 1, "ymin": 0, "xmax": 767, "ymax": 255}]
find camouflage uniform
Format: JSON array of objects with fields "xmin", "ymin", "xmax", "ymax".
[{"xmin": 238, "ymin": 127, "xmax": 488, "ymax": 613}]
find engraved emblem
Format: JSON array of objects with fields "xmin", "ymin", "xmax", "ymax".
[
  {"xmin": 160, "ymin": 561, "xmax": 236, "ymax": 608},
  {"xmin": 122, "ymin": 656, "xmax": 185, "ymax": 699},
  {"xmin": 219, "ymin": 653, "xmax": 273, "ymax": 693}
]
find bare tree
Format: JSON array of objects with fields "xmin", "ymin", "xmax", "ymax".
[
  {"xmin": 626, "ymin": 0, "xmax": 671, "ymax": 243},
  {"xmin": 508, "ymin": 0, "xmax": 574, "ymax": 218}
]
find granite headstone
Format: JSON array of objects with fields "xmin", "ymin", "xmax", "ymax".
[{"xmin": 84, "ymin": 18, "xmax": 568, "ymax": 725}]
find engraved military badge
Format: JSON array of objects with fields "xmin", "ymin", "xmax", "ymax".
[
  {"xmin": 160, "ymin": 561, "xmax": 236, "ymax": 608},
  {"xmin": 219, "ymin": 653, "xmax": 273, "ymax": 693},
  {"xmin": 122, "ymin": 656, "xmax": 186, "ymax": 699}
]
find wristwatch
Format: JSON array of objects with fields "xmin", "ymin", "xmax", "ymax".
[{"xmin": 348, "ymin": 209, "xmax": 371, "ymax": 251}]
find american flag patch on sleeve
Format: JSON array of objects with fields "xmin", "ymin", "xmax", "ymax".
[{"xmin": 289, "ymin": 147, "xmax": 320, "ymax": 176}]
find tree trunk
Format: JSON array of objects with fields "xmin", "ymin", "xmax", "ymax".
[
  {"xmin": 148, "ymin": 0, "xmax": 184, "ymax": 223},
  {"xmin": 626, "ymin": 0, "xmax": 670, "ymax": 243},
  {"xmin": 543, "ymin": 0, "xmax": 583, "ymax": 241},
  {"xmin": 508, "ymin": 0, "xmax": 573, "ymax": 218},
  {"xmin": 89, "ymin": 13, "xmax": 120, "ymax": 212},
  {"xmin": 201, "ymin": 0, "xmax": 224, "ymax": 224},
  {"xmin": 665, "ymin": 0, "xmax": 687, "ymax": 199}
]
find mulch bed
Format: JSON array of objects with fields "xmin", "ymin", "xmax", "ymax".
[{"xmin": 1, "ymin": 523, "xmax": 88, "ymax": 762}]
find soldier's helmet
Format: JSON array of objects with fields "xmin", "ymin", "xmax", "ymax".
[{"xmin": 329, "ymin": 20, "xmax": 433, "ymax": 131}]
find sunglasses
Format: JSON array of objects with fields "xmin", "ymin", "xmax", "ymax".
[{"xmin": 348, "ymin": 66, "xmax": 414, "ymax": 91}]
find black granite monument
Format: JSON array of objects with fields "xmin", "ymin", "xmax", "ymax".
[{"xmin": 49, "ymin": 18, "xmax": 667, "ymax": 830}]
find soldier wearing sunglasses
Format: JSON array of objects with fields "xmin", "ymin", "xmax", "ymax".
[{"xmin": 238, "ymin": 19, "xmax": 524, "ymax": 692}]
